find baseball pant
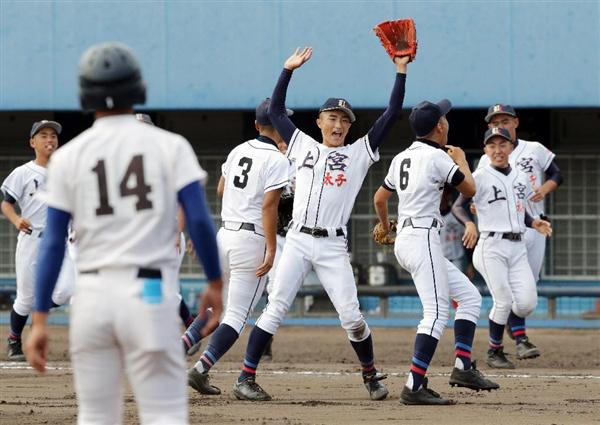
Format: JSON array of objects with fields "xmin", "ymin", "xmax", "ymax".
[
  {"xmin": 256, "ymin": 230, "xmax": 370, "ymax": 342},
  {"xmin": 13, "ymin": 230, "xmax": 75, "ymax": 316},
  {"xmin": 394, "ymin": 224, "xmax": 481, "ymax": 340},
  {"xmin": 217, "ymin": 227, "xmax": 267, "ymax": 334},
  {"xmin": 525, "ymin": 227, "xmax": 546, "ymax": 282},
  {"xmin": 69, "ymin": 267, "xmax": 186, "ymax": 425},
  {"xmin": 266, "ymin": 234, "xmax": 286, "ymax": 294},
  {"xmin": 473, "ymin": 234, "xmax": 537, "ymax": 324}
]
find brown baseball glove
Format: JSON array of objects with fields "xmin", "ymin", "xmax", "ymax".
[
  {"xmin": 373, "ymin": 220, "xmax": 398, "ymax": 245},
  {"xmin": 373, "ymin": 19, "xmax": 417, "ymax": 62}
]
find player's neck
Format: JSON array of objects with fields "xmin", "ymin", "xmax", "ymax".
[{"xmin": 33, "ymin": 156, "xmax": 49, "ymax": 168}]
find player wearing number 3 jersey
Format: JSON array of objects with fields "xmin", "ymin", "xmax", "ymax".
[
  {"xmin": 25, "ymin": 42, "xmax": 223, "ymax": 425},
  {"xmin": 374, "ymin": 100, "xmax": 498, "ymax": 405}
]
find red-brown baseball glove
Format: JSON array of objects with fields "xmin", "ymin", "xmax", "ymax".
[{"xmin": 373, "ymin": 19, "xmax": 417, "ymax": 62}]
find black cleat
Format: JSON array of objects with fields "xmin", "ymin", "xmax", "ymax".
[
  {"xmin": 7, "ymin": 338, "xmax": 25, "ymax": 362},
  {"xmin": 187, "ymin": 368, "xmax": 221, "ymax": 395},
  {"xmin": 486, "ymin": 348, "xmax": 515, "ymax": 369},
  {"xmin": 363, "ymin": 372, "xmax": 389, "ymax": 400},
  {"xmin": 449, "ymin": 361, "xmax": 500, "ymax": 392},
  {"xmin": 516, "ymin": 337, "xmax": 540, "ymax": 359},
  {"xmin": 400, "ymin": 378, "xmax": 456, "ymax": 405},
  {"xmin": 233, "ymin": 376, "xmax": 272, "ymax": 401}
]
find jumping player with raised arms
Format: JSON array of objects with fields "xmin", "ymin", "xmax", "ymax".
[
  {"xmin": 232, "ymin": 47, "xmax": 409, "ymax": 402},
  {"xmin": 374, "ymin": 100, "xmax": 499, "ymax": 405}
]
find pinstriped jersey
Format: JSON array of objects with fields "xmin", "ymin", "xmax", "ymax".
[
  {"xmin": 1, "ymin": 161, "xmax": 48, "ymax": 229},
  {"xmin": 221, "ymin": 139, "xmax": 289, "ymax": 226},
  {"xmin": 384, "ymin": 141, "xmax": 459, "ymax": 225},
  {"xmin": 478, "ymin": 139, "xmax": 555, "ymax": 217},
  {"xmin": 285, "ymin": 129, "xmax": 379, "ymax": 229},
  {"xmin": 471, "ymin": 165, "xmax": 532, "ymax": 234}
]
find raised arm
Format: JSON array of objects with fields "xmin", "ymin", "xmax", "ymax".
[
  {"xmin": 268, "ymin": 47, "xmax": 313, "ymax": 143},
  {"xmin": 367, "ymin": 56, "xmax": 409, "ymax": 152}
]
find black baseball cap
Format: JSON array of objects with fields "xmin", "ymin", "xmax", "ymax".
[
  {"xmin": 30, "ymin": 120, "xmax": 62, "ymax": 138},
  {"xmin": 409, "ymin": 99, "xmax": 452, "ymax": 137},
  {"xmin": 135, "ymin": 113, "xmax": 154, "ymax": 125},
  {"xmin": 256, "ymin": 98, "xmax": 293, "ymax": 126},
  {"xmin": 483, "ymin": 127, "xmax": 512, "ymax": 145},
  {"xmin": 319, "ymin": 98, "xmax": 356, "ymax": 123},
  {"xmin": 485, "ymin": 104, "xmax": 517, "ymax": 123}
]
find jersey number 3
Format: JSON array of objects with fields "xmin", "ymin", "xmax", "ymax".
[
  {"xmin": 233, "ymin": 157, "xmax": 253, "ymax": 189},
  {"xmin": 92, "ymin": 155, "xmax": 153, "ymax": 216}
]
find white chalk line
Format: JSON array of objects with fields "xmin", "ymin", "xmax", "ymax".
[{"xmin": 1, "ymin": 362, "xmax": 599, "ymax": 380}]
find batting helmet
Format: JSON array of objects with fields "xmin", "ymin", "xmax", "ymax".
[{"xmin": 78, "ymin": 42, "xmax": 146, "ymax": 110}]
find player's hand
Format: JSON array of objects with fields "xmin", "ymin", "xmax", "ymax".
[
  {"xmin": 462, "ymin": 222, "xmax": 478, "ymax": 249},
  {"xmin": 469, "ymin": 203, "xmax": 477, "ymax": 215},
  {"xmin": 446, "ymin": 145, "xmax": 467, "ymax": 165},
  {"xmin": 284, "ymin": 47, "xmax": 313, "ymax": 71},
  {"xmin": 530, "ymin": 187, "xmax": 548, "ymax": 203},
  {"xmin": 256, "ymin": 249, "xmax": 275, "ymax": 277},
  {"xmin": 197, "ymin": 279, "xmax": 224, "ymax": 337},
  {"xmin": 186, "ymin": 239, "xmax": 195, "ymax": 257},
  {"xmin": 15, "ymin": 217, "xmax": 33, "ymax": 233},
  {"xmin": 25, "ymin": 316, "xmax": 49, "ymax": 373},
  {"xmin": 394, "ymin": 55, "xmax": 410, "ymax": 73},
  {"xmin": 532, "ymin": 219, "xmax": 552, "ymax": 237}
]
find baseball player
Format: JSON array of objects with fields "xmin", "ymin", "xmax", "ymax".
[
  {"xmin": 25, "ymin": 42, "xmax": 223, "ymax": 425},
  {"xmin": 135, "ymin": 113, "xmax": 197, "ymax": 331},
  {"xmin": 2, "ymin": 120, "xmax": 76, "ymax": 361},
  {"xmin": 232, "ymin": 47, "xmax": 409, "ymax": 402},
  {"xmin": 453, "ymin": 127, "xmax": 552, "ymax": 369},
  {"xmin": 185, "ymin": 98, "xmax": 290, "ymax": 396},
  {"xmin": 478, "ymin": 104, "xmax": 562, "ymax": 358},
  {"xmin": 374, "ymin": 100, "xmax": 499, "ymax": 405}
]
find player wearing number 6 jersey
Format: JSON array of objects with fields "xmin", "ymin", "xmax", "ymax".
[
  {"xmin": 25, "ymin": 42, "xmax": 223, "ymax": 425},
  {"xmin": 186, "ymin": 98, "xmax": 290, "ymax": 396},
  {"xmin": 374, "ymin": 100, "xmax": 498, "ymax": 405}
]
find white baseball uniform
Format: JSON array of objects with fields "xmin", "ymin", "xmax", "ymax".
[
  {"xmin": 1, "ymin": 161, "xmax": 75, "ymax": 316},
  {"xmin": 44, "ymin": 115, "xmax": 207, "ymax": 425},
  {"xmin": 218, "ymin": 138, "xmax": 289, "ymax": 333},
  {"xmin": 471, "ymin": 165, "xmax": 538, "ymax": 324},
  {"xmin": 385, "ymin": 141, "xmax": 481, "ymax": 340},
  {"xmin": 440, "ymin": 211, "xmax": 466, "ymax": 270},
  {"xmin": 256, "ymin": 130, "xmax": 378, "ymax": 342},
  {"xmin": 478, "ymin": 139, "xmax": 555, "ymax": 280}
]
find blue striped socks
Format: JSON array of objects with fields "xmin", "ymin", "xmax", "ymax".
[
  {"xmin": 454, "ymin": 319, "xmax": 476, "ymax": 370},
  {"xmin": 238, "ymin": 326, "xmax": 273, "ymax": 382},
  {"xmin": 407, "ymin": 333, "xmax": 438, "ymax": 391}
]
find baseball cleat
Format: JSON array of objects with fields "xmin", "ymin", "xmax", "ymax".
[
  {"xmin": 400, "ymin": 378, "xmax": 456, "ymax": 405},
  {"xmin": 7, "ymin": 338, "xmax": 26, "ymax": 362},
  {"xmin": 187, "ymin": 368, "xmax": 221, "ymax": 395},
  {"xmin": 363, "ymin": 371, "xmax": 389, "ymax": 400},
  {"xmin": 515, "ymin": 337, "xmax": 540, "ymax": 359},
  {"xmin": 233, "ymin": 376, "xmax": 272, "ymax": 401},
  {"xmin": 449, "ymin": 362, "xmax": 500, "ymax": 391},
  {"xmin": 486, "ymin": 348, "xmax": 515, "ymax": 369}
]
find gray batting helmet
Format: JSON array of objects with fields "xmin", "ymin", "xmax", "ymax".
[{"xmin": 78, "ymin": 42, "xmax": 146, "ymax": 110}]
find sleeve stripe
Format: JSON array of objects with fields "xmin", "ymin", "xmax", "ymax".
[
  {"xmin": 265, "ymin": 179, "xmax": 290, "ymax": 191},
  {"xmin": 542, "ymin": 152, "xmax": 556, "ymax": 171},
  {"xmin": 1, "ymin": 186, "xmax": 20, "ymax": 201},
  {"xmin": 364, "ymin": 137, "xmax": 376, "ymax": 162},
  {"xmin": 383, "ymin": 179, "xmax": 395, "ymax": 190},
  {"xmin": 286, "ymin": 129, "xmax": 301, "ymax": 159},
  {"xmin": 445, "ymin": 164, "xmax": 459, "ymax": 183}
]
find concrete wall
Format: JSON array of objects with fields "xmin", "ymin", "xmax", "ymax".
[{"xmin": 1, "ymin": 1, "xmax": 599, "ymax": 110}]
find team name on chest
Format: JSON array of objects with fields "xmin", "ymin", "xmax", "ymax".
[
  {"xmin": 486, "ymin": 179, "xmax": 527, "ymax": 213},
  {"xmin": 299, "ymin": 149, "xmax": 350, "ymax": 188}
]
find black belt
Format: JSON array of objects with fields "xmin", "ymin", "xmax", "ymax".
[
  {"xmin": 223, "ymin": 222, "xmax": 255, "ymax": 232},
  {"xmin": 402, "ymin": 218, "xmax": 439, "ymax": 229},
  {"xmin": 299, "ymin": 226, "xmax": 344, "ymax": 238},
  {"xmin": 23, "ymin": 230, "xmax": 43, "ymax": 238},
  {"xmin": 81, "ymin": 268, "xmax": 162, "ymax": 278},
  {"xmin": 488, "ymin": 232, "xmax": 522, "ymax": 241}
]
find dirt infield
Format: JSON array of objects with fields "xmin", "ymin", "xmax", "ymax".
[{"xmin": 1, "ymin": 325, "xmax": 599, "ymax": 424}]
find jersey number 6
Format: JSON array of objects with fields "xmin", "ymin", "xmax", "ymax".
[
  {"xmin": 92, "ymin": 155, "xmax": 153, "ymax": 216},
  {"xmin": 399, "ymin": 158, "xmax": 411, "ymax": 190}
]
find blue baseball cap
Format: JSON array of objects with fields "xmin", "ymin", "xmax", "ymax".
[
  {"xmin": 409, "ymin": 99, "xmax": 452, "ymax": 137},
  {"xmin": 256, "ymin": 98, "xmax": 293, "ymax": 126},
  {"xmin": 30, "ymin": 120, "xmax": 62, "ymax": 138},
  {"xmin": 319, "ymin": 98, "xmax": 356, "ymax": 123},
  {"xmin": 485, "ymin": 104, "xmax": 517, "ymax": 123},
  {"xmin": 483, "ymin": 127, "xmax": 512, "ymax": 145}
]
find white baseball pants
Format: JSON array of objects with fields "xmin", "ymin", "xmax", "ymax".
[
  {"xmin": 217, "ymin": 227, "xmax": 268, "ymax": 334},
  {"xmin": 525, "ymin": 227, "xmax": 546, "ymax": 282},
  {"xmin": 394, "ymin": 224, "xmax": 481, "ymax": 340},
  {"xmin": 13, "ymin": 230, "xmax": 75, "ymax": 316},
  {"xmin": 69, "ymin": 267, "xmax": 187, "ymax": 425},
  {"xmin": 256, "ymin": 230, "xmax": 370, "ymax": 342},
  {"xmin": 473, "ymin": 234, "xmax": 538, "ymax": 324}
]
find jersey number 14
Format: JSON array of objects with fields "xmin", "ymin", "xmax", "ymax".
[{"xmin": 92, "ymin": 155, "xmax": 153, "ymax": 216}]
